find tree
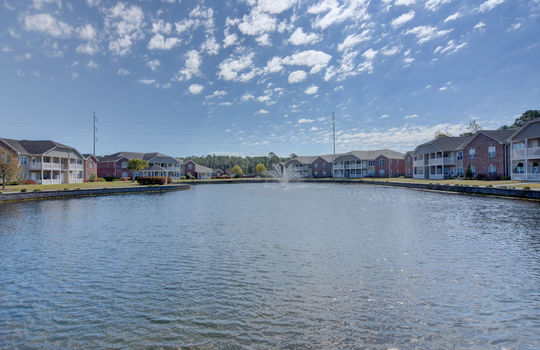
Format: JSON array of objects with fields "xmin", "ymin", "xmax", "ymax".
[
  {"xmin": 231, "ymin": 165, "xmax": 243, "ymax": 178},
  {"xmin": 465, "ymin": 164, "xmax": 474, "ymax": 179},
  {"xmin": 255, "ymin": 163, "xmax": 267, "ymax": 176},
  {"xmin": 0, "ymin": 152, "xmax": 18, "ymax": 190},
  {"xmin": 127, "ymin": 159, "xmax": 148, "ymax": 181},
  {"xmin": 434, "ymin": 130, "xmax": 451, "ymax": 139},
  {"xmin": 289, "ymin": 153, "xmax": 298, "ymax": 158},
  {"xmin": 511, "ymin": 110, "xmax": 540, "ymax": 128},
  {"xmin": 460, "ymin": 120, "xmax": 482, "ymax": 137}
]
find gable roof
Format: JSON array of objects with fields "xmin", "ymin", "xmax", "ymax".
[
  {"xmin": 82, "ymin": 153, "xmax": 99, "ymax": 161},
  {"xmin": 349, "ymin": 149, "xmax": 404, "ymax": 159},
  {"xmin": 144, "ymin": 164, "xmax": 166, "ymax": 171},
  {"xmin": 99, "ymin": 152, "xmax": 145, "ymax": 162},
  {"xmin": 195, "ymin": 163, "xmax": 213, "ymax": 173},
  {"xmin": 416, "ymin": 136, "xmax": 472, "ymax": 153},
  {"xmin": 508, "ymin": 118, "xmax": 540, "ymax": 140},
  {"xmin": 460, "ymin": 129, "xmax": 517, "ymax": 148},
  {"xmin": 0, "ymin": 138, "xmax": 82, "ymax": 156}
]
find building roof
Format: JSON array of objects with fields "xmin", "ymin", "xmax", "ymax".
[
  {"xmin": 99, "ymin": 152, "xmax": 145, "ymax": 162},
  {"xmin": 416, "ymin": 136, "xmax": 472, "ymax": 153},
  {"xmin": 144, "ymin": 164, "xmax": 166, "ymax": 171},
  {"xmin": 348, "ymin": 149, "xmax": 405, "ymax": 159},
  {"xmin": 142, "ymin": 152, "xmax": 174, "ymax": 161},
  {"xmin": 0, "ymin": 138, "xmax": 82, "ymax": 156},
  {"xmin": 82, "ymin": 153, "xmax": 99, "ymax": 160},
  {"xmin": 195, "ymin": 163, "xmax": 213, "ymax": 173},
  {"xmin": 478, "ymin": 129, "xmax": 516, "ymax": 143},
  {"xmin": 508, "ymin": 118, "xmax": 540, "ymax": 140}
]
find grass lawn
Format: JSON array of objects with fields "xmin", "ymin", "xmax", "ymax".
[
  {"xmin": 1, "ymin": 181, "xmax": 139, "ymax": 193},
  {"xmin": 358, "ymin": 177, "xmax": 519, "ymax": 187}
]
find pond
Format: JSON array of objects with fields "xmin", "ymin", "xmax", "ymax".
[{"xmin": 1, "ymin": 183, "xmax": 539, "ymax": 348}]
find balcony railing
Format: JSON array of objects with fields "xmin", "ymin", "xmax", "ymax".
[
  {"xmin": 429, "ymin": 173, "xmax": 445, "ymax": 180},
  {"xmin": 428, "ymin": 158, "xmax": 444, "ymax": 166},
  {"xmin": 413, "ymin": 160, "xmax": 424, "ymax": 167},
  {"xmin": 512, "ymin": 173, "xmax": 540, "ymax": 181}
]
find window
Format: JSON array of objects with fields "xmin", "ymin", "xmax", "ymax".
[
  {"xmin": 513, "ymin": 143, "xmax": 525, "ymax": 150},
  {"xmin": 314, "ymin": 171, "xmax": 318, "ymax": 175},
  {"xmin": 457, "ymin": 151, "xmax": 463, "ymax": 160},
  {"xmin": 122, "ymin": 172, "xmax": 128, "ymax": 178},
  {"xmin": 530, "ymin": 140, "xmax": 538, "ymax": 148},
  {"xmin": 488, "ymin": 146, "xmax": 496, "ymax": 158},
  {"xmin": 323, "ymin": 171, "xmax": 326, "ymax": 176},
  {"xmin": 90, "ymin": 161, "xmax": 94, "ymax": 168},
  {"xmin": 368, "ymin": 160, "xmax": 375, "ymax": 166},
  {"xmin": 407, "ymin": 169, "xmax": 411, "ymax": 176},
  {"xmin": 121, "ymin": 162, "xmax": 127, "ymax": 168},
  {"xmin": 77, "ymin": 172, "xmax": 83, "ymax": 179},
  {"xmin": 188, "ymin": 163, "xmax": 193, "ymax": 170},
  {"xmin": 379, "ymin": 159, "xmax": 385, "ymax": 166},
  {"xmin": 488, "ymin": 164, "xmax": 496, "ymax": 176},
  {"xmin": 314, "ymin": 163, "xmax": 318, "ymax": 168},
  {"xmin": 471, "ymin": 166, "xmax": 476, "ymax": 176},
  {"xmin": 513, "ymin": 163, "xmax": 525, "ymax": 174},
  {"xmin": 444, "ymin": 168, "xmax": 449, "ymax": 174},
  {"xmin": 457, "ymin": 167, "xmax": 464, "ymax": 176},
  {"xmin": 379, "ymin": 169, "xmax": 385, "ymax": 177},
  {"xmin": 18, "ymin": 156, "xmax": 27, "ymax": 165},
  {"xmin": 407, "ymin": 157, "xmax": 411, "ymax": 164},
  {"xmin": 469, "ymin": 149, "xmax": 476, "ymax": 159}
]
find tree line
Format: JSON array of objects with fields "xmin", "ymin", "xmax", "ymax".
[{"xmin": 184, "ymin": 152, "xmax": 296, "ymax": 176}]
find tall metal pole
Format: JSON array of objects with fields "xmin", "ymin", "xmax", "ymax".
[
  {"xmin": 332, "ymin": 112, "xmax": 336, "ymax": 156},
  {"xmin": 93, "ymin": 112, "xmax": 97, "ymax": 156}
]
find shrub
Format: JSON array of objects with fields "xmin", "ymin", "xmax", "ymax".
[
  {"xmin": 523, "ymin": 186, "xmax": 531, "ymax": 190},
  {"xmin": 97, "ymin": 177, "xmax": 106, "ymax": 182},
  {"xmin": 136, "ymin": 177, "xmax": 166, "ymax": 185},
  {"xmin": 103, "ymin": 176, "xmax": 119, "ymax": 182},
  {"xmin": 120, "ymin": 177, "xmax": 131, "ymax": 181},
  {"xmin": 502, "ymin": 176, "xmax": 511, "ymax": 180},
  {"xmin": 33, "ymin": 189, "xmax": 42, "ymax": 192},
  {"xmin": 63, "ymin": 187, "xmax": 69, "ymax": 191},
  {"xmin": 20, "ymin": 189, "xmax": 27, "ymax": 192},
  {"xmin": 486, "ymin": 184, "xmax": 493, "ymax": 188},
  {"xmin": 88, "ymin": 173, "xmax": 97, "ymax": 182},
  {"xmin": 23, "ymin": 179, "xmax": 37, "ymax": 185},
  {"xmin": 185, "ymin": 173, "xmax": 195, "ymax": 180}
]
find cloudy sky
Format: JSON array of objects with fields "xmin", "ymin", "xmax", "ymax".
[{"xmin": 1, "ymin": 0, "xmax": 539, "ymax": 157}]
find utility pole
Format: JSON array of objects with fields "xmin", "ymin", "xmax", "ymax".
[
  {"xmin": 93, "ymin": 112, "xmax": 97, "ymax": 156},
  {"xmin": 332, "ymin": 112, "xmax": 336, "ymax": 156}
]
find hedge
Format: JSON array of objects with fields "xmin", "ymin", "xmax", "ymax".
[{"xmin": 136, "ymin": 177, "xmax": 167, "ymax": 185}]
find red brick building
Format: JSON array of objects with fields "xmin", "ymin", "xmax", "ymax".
[
  {"xmin": 311, "ymin": 156, "xmax": 333, "ymax": 178},
  {"xmin": 462, "ymin": 130, "xmax": 515, "ymax": 179},
  {"xmin": 374, "ymin": 154, "xmax": 405, "ymax": 178},
  {"xmin": 404, "ymin": 151, "xmax": 413, "ymax": 178},
  {"xmin": 83, "ymin": 154, "xmax": 99, "ymax": 181}
]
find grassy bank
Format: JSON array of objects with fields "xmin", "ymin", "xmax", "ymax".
[{"xmin": 1, "ymin": 181, "xmax": 139, "ymax": 193}]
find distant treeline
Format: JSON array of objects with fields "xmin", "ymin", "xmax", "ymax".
[{"xmin": 184, "ymin": 153, "xmax": 294, "ymax": 175}]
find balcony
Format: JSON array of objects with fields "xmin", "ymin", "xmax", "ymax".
[
  {"xmin": 443, "ymin": 157, "xmax": 455, "ymax": 165},
  {"xmin": 29, "ymin": 162, "xmax": 62, "ymax": 170},
  {"xmin": 512, "ymin": 149, "xmax": 527, "ymax": 159},
  {"xmin": 428, "ymin": 158, "xmax": 443, "ymax": 166},
  {"xmin": 429, "ymin": 173, "xmax": 445, "ymax": 180},
  {"xmin": 528, "ymin": 147, "xmax": 540, "ymax": 158},
  {"xmin": 413, "ymin": 160, "xmax": 424, "ymax": 167},
  {"xmin": 512, "ymin": 173, "xmax": 540, "ymax": 181}
]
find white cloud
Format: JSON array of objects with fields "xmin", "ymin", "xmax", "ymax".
[
  {"xmin": 117, "ymin": 68, "xmax": 130, "ymax": 75},
  {"xmin": 139, "ymin": 79, "xmax": 156, "ymax": 85},
  {"xmin": 77, "ymin": 24, "xmax": 96, "ymax": 40},
  {"xmin": 23, "ymin": 13, "xmax": 72, "ymax": 37},
  {"xmin": 404, "ymin": 114, "xmax": 418, "ymax": 119},
  {"xmin": 508, "ymin": 22, "xmax": 522, "ymax": 31},
  {"xmin": 288, "ymin": 27, "xmax": 320, "ymax": 46},
  {"xmin": 434, "ymin": 40, "xmax": 467, "ymax": 55},
  {"xmin": 298, "ymin": 118, "xmax": 314, "ymax": 123},
  {"xmin": 175, "ymin": 50, "xmax": 201, "ymax": 81},
  {"xmin": 105, "ymin": 3, "xmax": 144, "ymax": 56},
  {"xmin": 337, "ymin": 30, "xmax": 371, "ymax": 51},
  {"xmin": 147, "ymin": 59, "xmax": 160, "ymax": 71},
  {"xmin": 76, "ymin": 42, "xmax": 99, "ymax": 55},
  {"xmin": 308, "ymin": 0, "xmax": 370, "ymax": 30},
  {"xmin": 474, "ymin": 21, "xmax": 487, "ymax": 31},
  {"xmin": 310, "ymin": 127, "xmax": 319, "ymax": 131},
  {"xmin": 255, "ymin": 33, "xmax": 272, "ymax": 46},
  {"xmin": 148, "ymin": 34, "xmax": 180, "ymax": 50},
  {"xmin": 86, "ymin": 60, "xmax": 98, "ymax": 69},
  {"xmin": 256, "ymin": 109, "xmax": 269, "ymax": 115},
  {"xmin": 257, "ymin": 0, "xmax": 297, "ymax": 14},
  {"xmin": 201, "ymin": 36, "xmax": 220, "ymax": 54},
  {"xmin": 283, "ymin": 50, "xmax": 332, "ymax": 74},
  {"xmin": 71, "ymin": 72, "xmax": 79, "ymax": 79},
  {"xmin": 395, "ymin": 0, "xmax": 415, "ymax": 5},
  {"xmin": 32, "ymin": 0, "xmax": 61, "ymax": 9},
  {"xmin": 424, "ymin": 0, "xmax": 452, "ymax": 11},
  {"xmin": 381, "ymin": 45, "xmax": 401, "ymax": 56},
  {"xmin": 305, "ymin": 85, "xmax": 319, "ymax": 94},
  {"xmin": 444, "ymin": 12, "xmax": 460, "ymax": 22},
  {"xmin": 206, "ymin": 90, "xmax": 227, "ymax": 99},
  {"xmin": 257, "ymin": 95, "xmax": 271, "ymax": 102},
  {"xmin": 478, "ymin": 0, "xmax": 505, "ymax": 12},
  {"xmin": 218, "ymin": 52, "xmax": 258, "ymax": 82},
  {"xmin": 188, "ymin": 83, "xmax": 204, "ymax": 94},
  {"xmin": 241, "ymin": 93, "xmax": 255, "ymax": 101},
  {"xmin": 404, "ymin": 25, "xmax": 453, "ymax": 44},
  {"xmin": 264, "ymin": 57, "xmax": 284, "ymax": 73},
  {"xmin": 288, "ymin": 70, "xmax": 307, "ymax": 83},
  {"xmin": 391, "ymin": 10, "xmax": 415, "ymax": 29},
  {"xmin": 151, "ymin": 19, "xmax": 172, "ymax": 34},
  {"xmin": 238, "ymin": 9, "xmax": 277, "ymax": 35},
  {"xmin": 380, "ymin": 114, "xmax": 389, "ymax": 119},
  {"xmin": 223, "ymin": 32, "xmax": 238, "ymax": 47}
]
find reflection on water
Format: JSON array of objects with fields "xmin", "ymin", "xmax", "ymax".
[{"xmin": 1, "ymin": 183, "xmax": 539, "ymax": 348}]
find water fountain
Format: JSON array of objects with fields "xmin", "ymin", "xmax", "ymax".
[{"xmin": 267, "ymin": 163, "xmax": 300, "ymax": 185}]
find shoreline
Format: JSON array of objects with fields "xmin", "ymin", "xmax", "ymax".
[
  {"xmin": 179, "ymin": 178, "xmax": 540, "ymax": 201},
  {"xmin": 0, "ymin": 184, "xmax": 190, "ymax": 203}
]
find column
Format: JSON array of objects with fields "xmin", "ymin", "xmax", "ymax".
[
  {"xmin": 525, "ymin": 138, "xmax": 528, "ymax": 180},
  {"xmin": 40, "ymin": 156, "xmax": 44, "ymax": 183}
]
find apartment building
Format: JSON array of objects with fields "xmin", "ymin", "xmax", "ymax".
[
  {"xmin": 404, "ymin": 151, "xmax": 413, "ymax": 178},
  {"xmin": 508, "ymin": 119, "xmax": 540, "ymax": 181},
  {"xmin": 333, "ymin": 150, "xmax": 404, "ymax": 178},
  {"xmin": 83, "ymin": 154, "xmax": 99, "ymax": 181},
  {"xmin": 183, "ymin": 160, "xmax": 213, "ymax": 179},
  {"xmin": 0, "ymin": 138, "xmax": 84, "ymax": 184},
  {"xmin": 461, "ymin": 130, "xmax": 514, "ymax": 178},
  {"xmin": 413, "ymin": 136, "xmax": 471, "ymax": 179},
  {"xmin": 98, "ymin": 152, "xmax": 182, "ymax": 179}
]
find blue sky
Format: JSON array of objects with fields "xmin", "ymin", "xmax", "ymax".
[{"xmin": 1, "ymin": 0, "xmax": 539, "ymax": 157}]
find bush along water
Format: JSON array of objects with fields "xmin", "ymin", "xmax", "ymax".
[{"xmin": 136, "ymin": 177, "xmax": 170, "ymax": 185}]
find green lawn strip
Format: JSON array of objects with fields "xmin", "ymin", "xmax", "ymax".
[
  {"xmin": 2, "ymin": 181, "xmax": 139, "ymax": 193},
  {"xmin": 358, "ymin": 177, "xmax": 519, "ymax": 187}
]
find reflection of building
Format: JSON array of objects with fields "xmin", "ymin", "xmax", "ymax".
[
  {"xmin": 182, "ymin": 160, "xmax": 213, "ymax": 179},
  {"xmin": 98, "ymin": 152, "xmax": 181, "ymax": 179},
  {"xmin": 333, "ymin": 150, "xmax": 404, "ymax": 178},
  {"xmin": 0, "ymin": 138, "xmax": 84, "ymax": 184},
  {"xmin": 508, "ymin": 119, "xmax": 540, "ymax": 181}
]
